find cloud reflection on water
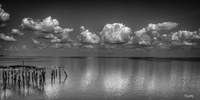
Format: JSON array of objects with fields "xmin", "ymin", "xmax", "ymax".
[{"xmin": 1, "ymin": 57, "xmax": 200, "ymax": 99}]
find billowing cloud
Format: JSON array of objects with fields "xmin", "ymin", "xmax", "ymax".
[
  {"xmin": 21, "ymin": 16, "xmax": 57, "ymax": 32},
  {"xmin": 4, "ymin": 46, "xmax": 20, "ymax": 51},
  {"xmin": 77, "ymin": 26, "xmax": 100, "ymax": 44},
  {"xmin": 50, "ymin": 29, "xmax": 73, "ymax": 43},
  {"xmin": 50, "ymin": 43, "xmax": 71, "ymax": 49},
  {"xmin": 21, "ymin": 45, "xmax": 27, "ymax": 50},
  {"xmin": 171, "ymin": 30, "xmax": 200, "ymax": 41},
  {"xmin": 4, "ymin": 45, "xmax": 28, "ymax": 51},
  {"xmin": 0, "ymin": 33, "xmax": 16, "ymax": 42},
  {"xmin": 146, "ymin": 22, "xmax": 178, "ymax": 32},
  {"xmin": 21, "ymin": 16, "xmax": 73, "ymax": 34},
  {"xmin": 100, "ymin": 23, "xmax": 132, "ymax": 43},
  {"xmin": 43, "ymin": 33, "xmax": 55, "ymax": 39},
  {"xmin": 170, "ymin": 30, "xmax": 200, "ymax": 46},
  {"xmin": 11, "ymin": 29, "xmax": 24, "ymax": 36},
  {"xmin": 21, "ymin": 16, "xmax": 73, "ymax": 43},
  {"xmin": 35, "ymin": 32, "xmax": 56, "ymax": 39},
  {"xmin": 31, "ymin": 37, "xmax": 47, "ymax": 49},
  {"xmin": 138, "ymin": 34, "xmax": 151, "ymax": 45},
  {"xmin": 129, "ymin": 22, "xmax": 178, "ymax": 46},
  {"xmin": 0, "ymin": 23, "xmax": 6, "ymax": 27},
  {"xmin": 134, "ymin": 22, "xmax": 178, "ymax": 38},
  {"xmin": 31, "ymin": 37, "xmax": 40, "ymax": 44},
  {"xmin": 0, "ymin": 4, "xmax": 10, "ymax": 22}
]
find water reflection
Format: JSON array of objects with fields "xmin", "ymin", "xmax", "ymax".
[
  {"xmin": 104, "ymin": 72, "xmax": 130, "ymax": 96},
  {"xmin": 81, "ymin": 57, "xmax": 99, "ymax": 91},
  {"xmin": 44, "ymin": 84, "xmax": 60, "ymax": 99},
  {"xmin": 0, "ymin": 68, "xmax": 45, "ymax": 100},
  {"xmin": 0, "ymin": 57, "xmax": 200, "ymax": 100}
]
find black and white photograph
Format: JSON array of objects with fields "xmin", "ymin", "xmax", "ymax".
[{"xmin": 0, "ymin": 0, "xmax": 200, "ymax": 100}]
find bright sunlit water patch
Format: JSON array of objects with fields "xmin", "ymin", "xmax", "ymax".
[
  {"xmin": 104, "ymin": 72, "xmax": 130, "ymax": 97},
  {"xmin": 0, "ymin": 89, "xmax": 13, "ymax": 100},
  {"xmin": 44, "ymin": 84, "xmax": 60, "ymax": 99}
]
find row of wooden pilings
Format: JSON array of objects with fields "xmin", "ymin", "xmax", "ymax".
[
  {"xmin": 1, "ymin": 68, "xmax": 46, "ymax": 87},
  {"xmin": 51, "ymin": 67, "xmax": 68, "ymax": 84},
  {"xmin": 0, "ymin": 65, "xmax": 67, "ymax": 99},
  {"xmin": 1, "ymin": 66, "xmax": 68, "ymax": 86}
]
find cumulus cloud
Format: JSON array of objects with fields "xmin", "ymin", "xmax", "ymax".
[
  {"xmin": 35, "ymin": 32, "xmax": 56, "ymax": 39},
  {"xmin": 50, "ymin": 29, "xmax": 73, "ymax": 43},
  {"xmin": 4, "ymin": 46, "xmax": 20, "ymax": 51},
  {"xmin": 21, "ymin": 16, "xmax": 73, "ymax": 34},
  {"xmin": 147, "ymin": 22, "xmax": 178, "ymax": 32},
  {"xmin": 0, "ymin": 4, "xmax": 10, "ymax": 22},
  {"xmin": 21, "ymin": 16, "xmax": 58, "ymax": 32},
  {"xmin": 50, "ymin": 43, "xmax": 71, "ymax": 49},
  {"xmin": 31, "ymin": 37, "xmax": 40, "ymax": 44},
  {"xmin": 21, "ymin": 45, "xmax": 27, "ymax": 50},
  {"xmin": 100, "ymin": 23, "xmax": 132, "ymax": 43},
  {"xmin": 44, "ymin": 33, "xmax": 55, "ymax": 39},
  {"xmin": 134, "ymin": 22, "xmax": 178, "ymax": 38},
  {"xmin": 129, "ymin": 22, "xmax": 178, "ymax": 46},
  {"xmin": 171, "ymin": 30, "xmax": 200, "ymax": 41},
  {"xmin": 5, "ymin": 45, "xmax": 28, "ymax": 51},
  {"xmin": 138, "ymin": 34, "xmax": 151, "ymax": 45},
  {"xmin": 0, "ymin": 23, "xmax": 6, "ymax": 27},
  {"xmin": 31, "ymin": 37, "xmax": 47, "ymax": 49},
  {"xmin": 0, "ymin": 33, "xmax": 16, "ymax": 42},
  {"xmin": 170, "ymin": 30, "xmax": 200, "ymax": 46},
  {"xmin": 77, "ymin": 26, "xmax": 100, "ymax": 44},
  {"xmin": 10, "ymin": 29, "xmax": 24, "ymax": 36},
  {"xmin": 50, "ymin": 28, "xmax": 73, "ymax": 43},
  {"xmin": 21, "ymin": 16, "xmax": 73, "ymax": 43}
]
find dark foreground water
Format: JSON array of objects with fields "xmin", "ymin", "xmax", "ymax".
[{"xmin": 0, "ymin": 57, "xmax": 200, "ymax": 100}]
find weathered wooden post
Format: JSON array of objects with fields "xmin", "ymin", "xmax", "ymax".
[
  {"xmin": 32, "ymin": 70, "xmax": 34, "ymax": 84},
  {"xmin": 7, "ymin": 70, "xmax": 9, "ymax": 83},
  {"xmin": 51, "ymin": 68, "xmax": 54, "ymax": 84},
  {"xmin": 42, "ymin": 69, "xmax": 45, "ymax": 83},
  {"xmin": 11, "ymin": 70, "xmax": 14, "ymax": 83},
  {"xmin": 59, "ymin": 67, "xmax": 61, "ymax": 83},
  {"xmin": 35, "ymin": 70, "xmax": 38, "ymax": 85},
  {"xmin": 18, "ymin": 71, "xmax": 21, "ymax": 88},
  {"xmin": 55, "ymin": 68, "xmax": 57, "ymax": 78}
]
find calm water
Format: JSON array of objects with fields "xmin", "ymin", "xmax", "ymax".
[{"xmin": 0, "ymin": 57, "xmax": 200, "ymax": 100}]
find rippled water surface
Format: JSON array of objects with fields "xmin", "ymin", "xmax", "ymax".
[{"xmin": 0, "ymin": 57, "xmax": 200, "ymax": 100}]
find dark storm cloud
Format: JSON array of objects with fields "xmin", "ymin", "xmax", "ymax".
[
  {"xmin": 77, "ymin": 26, "xmax": 100, "ymax": 44},
  {"xmin": 0, "ymin": 33, "xmax": 16, "ymax": 42},
  {"xmin": 100, "ymin": 23, "xmax": 132, "ymax": 43}
]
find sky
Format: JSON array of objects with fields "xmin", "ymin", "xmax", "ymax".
[{"xmin": 0, "ymin": 0, "xmax": 200, "ymax": 57}]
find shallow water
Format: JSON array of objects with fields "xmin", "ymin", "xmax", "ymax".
[{"xmin": 0, "ymin": 57, "xmax": 200, "ymax": 100}]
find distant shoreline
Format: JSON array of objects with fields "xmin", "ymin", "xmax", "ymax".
[{"xmin": 1, "ymin": 55, "xmax": 200, "ymax": 61}]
